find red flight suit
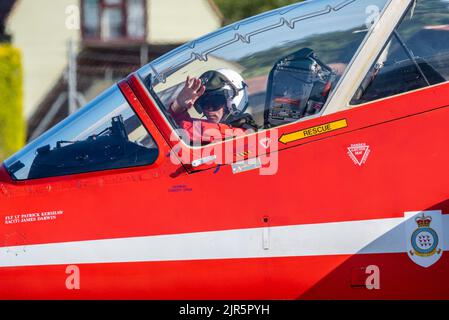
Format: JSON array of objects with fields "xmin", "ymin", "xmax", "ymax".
[{"xmin": 169, "ymin": 108, "xmax": 237, "ymax": 144}]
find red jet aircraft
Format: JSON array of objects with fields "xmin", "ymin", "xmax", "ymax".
[{"xmin": 1, "ymin": 0, "xmax": 449, "ymax": 299}]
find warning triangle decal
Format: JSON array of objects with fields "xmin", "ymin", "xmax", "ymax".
[{"xmin": 347, "ymin": 143, "xmax": 371, "ymax": 166}]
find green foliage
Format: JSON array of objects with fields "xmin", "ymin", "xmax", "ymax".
[
  {"xmin": 214, "ymin": 0, "xmax": 303, "ymax": 25},
  {"xmin": 0, "ymin": 44, "xmax": 25, "ymax": 161}
]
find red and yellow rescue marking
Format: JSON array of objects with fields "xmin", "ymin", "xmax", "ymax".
[{"xmin": 279, "ymin": 119, "xmax": 348, "ymax": 144}]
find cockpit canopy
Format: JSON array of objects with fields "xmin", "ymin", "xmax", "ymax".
[
  {"xmin": 4, "ymin": 86, "xmax": 159, "ymax": 181},
  {"xmin": 5, "ymin": 0, "xmax": 449, "ymax": 181},
  {"xmin": 138, "ymin": 0, "xmax": 389, "ymax": 144}
]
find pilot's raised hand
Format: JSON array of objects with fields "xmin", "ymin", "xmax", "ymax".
[{"xmin": 171, "ymin": 76, "xmax": 206, "ymax": 115}]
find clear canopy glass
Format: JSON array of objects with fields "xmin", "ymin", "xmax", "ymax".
[
  {"xmin": 4, "ymin": 86, "xmax": 159, "ymax": 181},
  {"xmin": 138, "ymin": 0, "xmax": 389, "ymax": 144}
]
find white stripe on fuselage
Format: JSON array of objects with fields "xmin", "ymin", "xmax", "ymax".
[{"xmin": 0, "ymin": 215, "xmax": 448, "ymax": 267}]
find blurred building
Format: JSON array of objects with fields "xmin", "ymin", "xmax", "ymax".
[{"xmin": 5, "ymin": 0, "xmax": 223, "ymax": 140}]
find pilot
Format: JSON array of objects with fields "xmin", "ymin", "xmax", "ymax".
[{"xmin": 169, "ymin": 69, "xmax": 257, "ymax": 144}]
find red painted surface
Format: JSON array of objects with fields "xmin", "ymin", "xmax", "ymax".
[{"xmin": 0, "ymin": 253, "xmax": 448, "ymax": 300}]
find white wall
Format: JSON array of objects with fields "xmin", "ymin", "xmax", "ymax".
[
  {"xmin": 6, "ymin": 0, "xmax": 80, "ymax": 119},
  {"xmin": 148, "ymin": 0, "xmax": 222, "ymax": 44}
]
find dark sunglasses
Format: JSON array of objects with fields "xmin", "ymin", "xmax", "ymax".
[
  {"xmin": 202, "ymin": 104, "xmax": 225, "ymax": 111},
  {"xmin": 195, "ymin": 93, "xmax": 227, "ymax": 112}
]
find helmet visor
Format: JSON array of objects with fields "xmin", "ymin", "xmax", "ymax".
[
  {"xmin": 200, "ymin": 70, "xmax": 232, "ymax": 92},
  {"xmin": 195, "ymin": 92, "xmax": 228, "ymax": 112}
]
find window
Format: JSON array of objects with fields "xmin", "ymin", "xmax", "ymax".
[
  {"xmin": 4, "ymin": 86, "xmax": 159, "ymax": 181},
  {"xmin": 83, "ymin": 0, "xmax": 100, "ymax": 38},
  {"xmin": 351, "ymin": 0, "xmax": 449, "ymax": 105},
  {"xmin": 82, "ymin": 0, "xmax": 146, "ymax": 41},
  {"xmin": 127, "ymin": 0, "xmax": 146, "ymax": 38},
  {"xmin": 138, "ymin": 0, "xmax": 389, "ymax": 146}
]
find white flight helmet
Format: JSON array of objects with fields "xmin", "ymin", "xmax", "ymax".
[{"xmin": 195, "ymin": 68, "xmax": 249, "ymax": 121}]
